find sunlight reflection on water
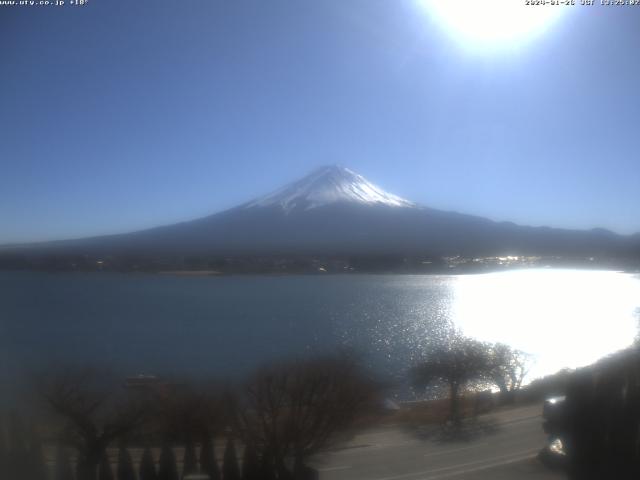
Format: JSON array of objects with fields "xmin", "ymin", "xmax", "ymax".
[
  {"xmin": 2, "ymin": 269, "xmax": 639, "ymax": 394},
  {"xmin": 449, "ymin": 269, "xmax": 640, "ymax": 381}
]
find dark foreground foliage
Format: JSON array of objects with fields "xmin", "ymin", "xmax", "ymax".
[
  {"xmin": 563, "ymin": 347, "xmax": 640, "ymax": 480},
  {"xmin": 3, "ymin": 352, "xmax": 374, "ymax": 480}
]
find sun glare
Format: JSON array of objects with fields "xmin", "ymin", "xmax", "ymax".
[
  {"xmin": 451, "ymin": 270, "xmax": 640, "ymax": 381},
  {"xmin": 419, "ymin": 0, "xmax": 566, "ymax": 48}
]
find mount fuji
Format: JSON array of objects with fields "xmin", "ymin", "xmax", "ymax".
[
  {"xmin": 2, "ymin": 165, "xmax": 639, "ymax": 268},
  {"xmin": 242, "ymin": 165, "xmax": 415, "ymax": 212}
]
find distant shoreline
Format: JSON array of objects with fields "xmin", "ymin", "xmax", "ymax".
[
  {"xmin": 1, "ymin": 264, "xmax": 638, "ymax": 277},
  {"xmin": 157, "ymin": 270, "xmax": 223, "ymax": 276}
]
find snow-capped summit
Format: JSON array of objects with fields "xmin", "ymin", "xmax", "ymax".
[{"xmin": 243, "ymin": 165, "xmax": 415, "ymax": 213}]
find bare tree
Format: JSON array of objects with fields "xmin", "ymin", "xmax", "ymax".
[
  {"xmin": 153, "ymin": 381, "xmax": 227, "ymax": 444},
  {"xmin": 411, "ymin": 333, "xmax": 493, "ymax": 426},
  {"xmin": 40, "ymin": 368, "xmax": 149, "ymax": 480},
  {"xmin": 236, "ymin": 353, "xmax": 376, "ymax": 479},
  {"xmin": 487, "ymin": 343, "xmax": 532, "ymax": 404}
]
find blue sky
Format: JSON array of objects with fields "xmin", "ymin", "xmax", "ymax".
[{"xmin": 1, "ymin": 0, "xmax": 639, "ymax": 243}]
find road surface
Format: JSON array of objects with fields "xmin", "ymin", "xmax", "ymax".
[{"xmin": 312, "ymin": 404, "xmax": 565, "ymax": 480}]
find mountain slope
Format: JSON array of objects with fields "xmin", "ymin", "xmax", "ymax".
[{"xmin": 2, "ymin": 165, "xmax": 639, "ymax": 263}]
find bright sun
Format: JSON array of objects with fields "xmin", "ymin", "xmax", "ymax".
[{"xmin": 419, "ymin": 0, "xmax": 566, "ymax": 47}]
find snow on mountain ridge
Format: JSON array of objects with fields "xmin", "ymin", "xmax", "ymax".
[{"xmin": 243, "ymin": 165, "xmax": 415, "ymax": 213}]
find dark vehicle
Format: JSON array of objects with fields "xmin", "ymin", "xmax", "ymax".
[{"xmin": 540, "ymin": 396, "xmax": 568, "ymax": 468}]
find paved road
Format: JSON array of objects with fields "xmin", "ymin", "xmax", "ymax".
[{"xmin": 311, "ymin": 404, "xmax": 565, "ymax": 480}]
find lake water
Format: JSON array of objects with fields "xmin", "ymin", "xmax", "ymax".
[{"xmin": 1, "ymin": 269, "xmax": 639, "ymax": 397}]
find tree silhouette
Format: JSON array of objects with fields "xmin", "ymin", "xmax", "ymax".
[
  {"xmin": 236, "ymin": 353, "xmax": 375, "ymax": 477},
  {"xmin": 487, "ymin": 343, "xmax": 531, "ymax": 404},
  {"xmin": 157, "ymin": 443, "xmax": 179, "ymax": 480},
  {"xmin": 155, "ymin": 383, "xmax": 225, "ymax": 447},
  {"xmin": 199, "ymin": 435, "xmax": 220, "ymax": 480},
  {"xmin": 241, "ymin": 443, "xmax": 260, "ymax": 480},
  {"xmin": 116, "ymin": 447, "xmax": 136, "ymax": 480},
  {"xmin": 182, "ymin": 439, "xmax": 198, "ymax": 478},
  {"xmin": 98, "ymin": 451, "xmax": 114, "ymax": 480},
  {"xmin": 41, "ymin": 368, "xmax": 148, "ymax": 480},
  {"xmin": 412, "ymin": 333, "xmax": 493, "ymax": 426},
  {"xmin": 259, "ymin": 448, "xmax": 276, "ymax": 480},
  {"xmin": 27, "ymin": 423, "xmax": 48, "ymax": 480},
  {"xmin": 222, "ymin": 437, "xmax": 240, "ymax": 480},
  {"xmin": 139, "ymin": 447, "xmax": 157, "ymax": 480},
  {"xmin": 54, "ymin": 445, "xmax": 74, "ymax": 480}
]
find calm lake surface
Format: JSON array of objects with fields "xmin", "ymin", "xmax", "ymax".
[{"xmin": 1, "ymin": 269, "xmax": 639, "ymax": 396}]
